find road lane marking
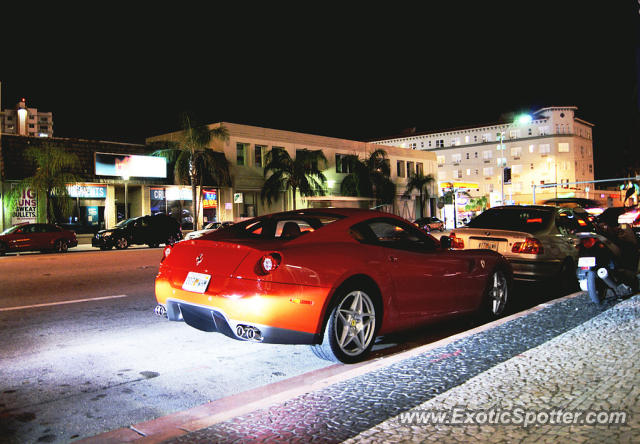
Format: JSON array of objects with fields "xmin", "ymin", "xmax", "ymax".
[{"xmin": 0, "ymin": 294, "xmax": 129, "ymax": 312}]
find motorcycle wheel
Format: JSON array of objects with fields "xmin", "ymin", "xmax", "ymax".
[{"xmin": 586, "ymin": 269, "xmax": 606, "ymax": 305}]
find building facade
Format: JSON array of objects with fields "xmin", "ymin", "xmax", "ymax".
[
  {"xmin": 372, "ymin": 106, "xmax": 598, "ymax": 206},
  {"xmin": 0, "ymin": 123, "xmax": 437, "ymax": 232},
  {"xmin": 147, "ymin": 122, "xmax": 438, "ymax": 223},
  {"xmin": 1, "ymin": 98, "xmax": 53, "ymax": 137}
]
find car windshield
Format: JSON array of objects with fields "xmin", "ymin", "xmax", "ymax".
[
  {"xmin": 1, "ymin": 225, "xmax": 23, "ymax": 235},
  {"xmin": 225, "ymin": 213, "xmax": 345, "ymax": 240},
  {"xmin": 466, "ymin": 207, "xmax": 553, "ymax": 234},
  {"xmin": 115, "ymin": 218, "xmax": 135, "ymax": 228}
]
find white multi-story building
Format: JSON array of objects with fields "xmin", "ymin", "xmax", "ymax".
[
  {"xmin": 1, "ymin": 98, "xmax": 53, "ymax": 137},
  {"xmin": 373, "ymin": 106, "xmax": 595, "ymax": 205}
]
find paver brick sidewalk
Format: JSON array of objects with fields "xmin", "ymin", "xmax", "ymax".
[{"xmin": 166, "ymin": 293, "xmax": 638, "ymax": 443}]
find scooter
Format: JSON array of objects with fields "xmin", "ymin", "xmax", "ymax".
[{"xmin": 576, "ymin": 231, "xmax": 639, "ymax": 305}]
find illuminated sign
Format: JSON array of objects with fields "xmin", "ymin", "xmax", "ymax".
[
  {"xmin": 67, "ymin": 184, "xmax": 107, "ymax": 199},
  {"xmin": 95, "ymin": 152, "xmax": 167, "ymax": 178},
  {"xmin": 203, "ymin": 189, "xmax": 218, "ymax": 209},
  {"xmin": 12, "ymin": 186, "xmax": 37, "ymax": 225},
  {"xmin": 166, "ymin": 187, "xmax": 192, "ymax": 201}
]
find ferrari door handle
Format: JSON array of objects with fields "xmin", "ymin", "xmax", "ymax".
[{"xmin": 388, "ymin": 255, "xmax": 399, "ymax": 263}]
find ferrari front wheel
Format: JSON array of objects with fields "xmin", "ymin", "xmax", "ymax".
[{"xmin": 311, "ymin": 287, "xmax": 377, "ymax": 364}]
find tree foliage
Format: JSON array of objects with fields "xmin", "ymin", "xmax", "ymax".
[
  {"xmin": 7, "ymin": 144, "xmax": 79, "ymax": 224},
  {"xmin": 152, "ymin": 115, "xmax": 231, "ymax": 229},
  {"xmin": 261, "ymin": 148, "xmax": 327, "ymax": 210},
  {"xmin": 402, "ymin": 172, "xmax": 435, "ymax": 218},
  {"xmin": 339, "ymin": 149, "xmax": 396, "ymax": 206}
]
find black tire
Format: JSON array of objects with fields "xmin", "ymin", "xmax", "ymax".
[
  {"xmin": 165, "ymin": 235, "xmax": 177, "ymax": 246},
  {"xmin": 115, "ymin": 237, "xmax": 129, "ymax": 250},
  {"xmin": 0, "ymin": 242, "xmax": 6, "ymax": 256},
  {"xmin": 311, "ymin": 285, "xmax": 378, "ymax": 364},
  {"xmin": 100, "ymin": 246, "xmax": 111, "ymax": 251},
  {"xmin": 481, "ymin": 268, "xmax": 510, "ymax": 321},
  {"xmin": 55, "ymin": 240, "xmax": 68, "ymax": 253}
]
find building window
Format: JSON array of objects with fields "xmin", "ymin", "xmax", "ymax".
[
  {"xmin": 453, "ymin": 169, "xmax": 462, "ymax": 179},
  {"xmin": 529, "ymin": 144, "xmax": 536, "ymax": 153},
  {"xmin": 483, "ymin": 150, "xmax": 492, "ymax": 162},
  {"xmin": 437, "ymin": 156, "xmax": 445, "ymax": 167},
  {"xmin": 451, "ymin": 153, "xmax": 461, "ymax": 165},
  {"xmin": 451, "ymin": 138, "xmax": 460, "ymax": 146},
  {"xmin": 416, "ymin": 162, "xmax": 423, "ymax": 176},
  {"xmin": 397, "ymin": 160, "xmax": 406, "ymax": 177},
  {"xmin": 540, "ymin": 144, "xmax": 551, "ymax": 156},
  {"xmin": 558, "ymin": 142, "xmax": 570, "ymax": 153},
  {"xmin": 436, "ymin": 139, "xmax": 444, "ymax": 148},
  {"xmin": 483, "ymin": 167, "xmax": 494, "ymax": 177},
  {"xmin": 528, "ymin": 128, "xmax": 532, "ymax": 136},
  {"xmin": 407, "ymin": 161, "xmax": 415, "ymax": 177},
  {"xmin": 236, "ymin": 142, "xmax": 248, "ymax": 165},
  {"xmin": 497, "ymin": 157, "xmax": 507, "ymax": 167},
  {"xmin": 482, "ymin": 134, "xmax": 490, "ymax": 142},
  {"xmin": 335, "ymin": 153, "xmax": 352, "ymax": 173},
  {"xmin": 255, "ymin": 145, "xmax": 266, "ymax": 167},
  {"xmin": 509, "ymin": 130, "xmax": 519, "ymax": 139},
  {"xmin": 409, "ymin": 142, "xmax": 417, "ymax": 150},
  {"xmin": 511, "ymin": 146, "xmax": 521, "ymax": 159}
]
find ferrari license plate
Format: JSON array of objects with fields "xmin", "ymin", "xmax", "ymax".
[
  {"xmin": 182, "ymin": 272, "xmax": 211, "ymax": 293},
  {"xmin": 578, "ymin": 257, "xmax": 596, "ymax": 268},
  {"xmin": 478, "ymin": 241, "xmax": 498, "ymax": 251}
]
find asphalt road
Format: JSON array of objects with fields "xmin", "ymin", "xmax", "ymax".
[{"xmin": 0, "ymin": 245, "xmax": 559, "ymax": 443}]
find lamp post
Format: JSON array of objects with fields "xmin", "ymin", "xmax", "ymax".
[
  {"xmin": 499, "ymin": 132, "xmax": 506, "ymax": 205},
  {"xmin": 122, "ymin": 175, "xmax": 129, "ymax": 220}
]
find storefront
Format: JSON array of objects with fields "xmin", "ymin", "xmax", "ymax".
[{"xmin": 65, "ymin": 184, "xmax": 108, "ymax": 233}]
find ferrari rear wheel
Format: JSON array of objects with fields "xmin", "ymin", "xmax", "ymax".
[
  {"xmin": 54, "ymin": 240, "xmax": 69, "ymax": 253},
  {"xmin": 484, "ymin": 269, "xmax": 509, "ymax": 319},
  {"xmin": 311, "ymin": 287, "xmax": 377, "ymax": 364}
]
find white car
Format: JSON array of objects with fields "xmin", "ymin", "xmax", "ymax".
[{"xmin": 184, "ymin": 221, "xmax": 233, "ymax": 240}]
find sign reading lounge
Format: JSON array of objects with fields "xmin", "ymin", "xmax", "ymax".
[{"xmin": 95, "ymin": 152, "xmax": 167, "ymax": 178}]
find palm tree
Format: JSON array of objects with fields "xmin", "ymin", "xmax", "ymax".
[
  {"xmin": 153, "ymin": 115, "xmax": 231, "ymax": 230},
  {"xmin": 340, "ymin": 149, "xmax": 396, "ymax": 206},
  {"xmin": 402, "ymin": 172, "xmax": 435, "ymax": 218},
  {"xmin": 7, "ymin": 144, "xmax": 79, "ymax": 223},
  {"xmin": 261, "ymin": 148, "xmax": 327, "ymax": 210}
]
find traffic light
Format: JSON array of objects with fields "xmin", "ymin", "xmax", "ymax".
[{"xmin": 503, "ymin": 167, "xmax": 512, "ymax": 184}]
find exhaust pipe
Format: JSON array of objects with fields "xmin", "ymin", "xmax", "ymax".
[
  {"xmin": 154, "ymin": 304, "xmax": 167, "ymax": 318},
  {"xmin": 597, "ymin": 268, "xmax": 618, "ymax": 290},
  {"xmin": 235, "ymin": 324, "xmax": 263, "ymax": 342}
]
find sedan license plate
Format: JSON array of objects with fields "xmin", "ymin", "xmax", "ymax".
[
  {"xmin": 478, "ymin": 241, "xmax": 498, "ymax": 251},
  {"xmin": 578, "ymin": 256, "xmax": 596, "ymax": 268},
  {"xmin": 182, "ymin": 272, "xmax": 211, "ymax": 293}
]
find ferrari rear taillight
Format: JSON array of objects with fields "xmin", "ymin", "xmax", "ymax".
[
  {"xmin": 258, "ymin": 253, "xmax": 282, "ymax": 275},
  {"xmin": 512, "ymin": 238, "xmax": 543, "ymax": 254},
  {"xmin": 161, "ymin": 245, "xmax": 172, "ymax": 263},
  {"xmin": 449, "ymin": 233, "xmax": 465, "ymax": 249}
]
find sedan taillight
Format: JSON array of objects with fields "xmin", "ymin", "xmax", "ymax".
[
  {"xmin": 449, "ymin": 232, "xmax": 465, "ymax": 249},
  {"xmin": 258, "ymin": 253, "xmax": 282, "ymax": 275},
  {"xmin": 581, "ymin": 237, "xmax": 597, "ymax": 249},
  {"xmin": 512, "ymin": 238, "xmax": 543, "ymax": 254}
]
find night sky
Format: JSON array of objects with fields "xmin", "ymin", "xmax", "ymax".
[{"xmin": 2, "ymin": 3, "xmax": 638, "ymax": 179}]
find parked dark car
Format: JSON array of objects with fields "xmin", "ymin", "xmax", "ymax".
[
  {"xmin": 414, "ymin": 216, "xmax": 445, "ymax": 232},
  {"xmin": 0, "ymin": 223, "xmax": 78, "ymax": 255},
  {"xmin": 92, "ymin": 214, "xmax": 182, "ymax": 250}
]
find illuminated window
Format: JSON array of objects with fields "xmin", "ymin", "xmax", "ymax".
[{"xmin": 558, "ymin": 142, "xmax": 570, "ymax": 153}]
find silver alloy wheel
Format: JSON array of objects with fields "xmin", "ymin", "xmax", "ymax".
[
  {"xmin": 489, "ymin": 271, "xmax": 508, "ymax": 315},
  {"xmin": 333, "ymin": 290, "xmax": 376, "ymax": 357},
  {"xmin": 56, "ymin": 240, "xmax": 68, "ymax": 253}
]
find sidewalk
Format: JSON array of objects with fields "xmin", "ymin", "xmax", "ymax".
[{"xmin": 83, "ymin": 292, "xmax": 640, "ymax": 443}]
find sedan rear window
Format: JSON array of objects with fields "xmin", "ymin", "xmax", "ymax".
[{"xmin": 467, "ymin": 208, "xmax": 553, "ymax": 234}]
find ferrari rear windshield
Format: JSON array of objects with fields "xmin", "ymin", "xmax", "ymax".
[
  {"xmin": 467, "ymin": 208, "xmax": 553, "ymax": 233},
  {"xmin": 228, "ymin": 213, "xmax": 345, "ymax": 240}
]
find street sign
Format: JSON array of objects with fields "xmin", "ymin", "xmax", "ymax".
[{"xmin": 234, "ymin": 193, "xmax": 243, "ymax": 204}]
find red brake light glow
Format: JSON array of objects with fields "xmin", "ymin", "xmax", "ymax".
[
  {"xmin": 161, "ymin": 245, "xmax": 172, "ymax": 263},
  {"xmin": 258, "ymin": 253, "xmax": 282, "ymax": 275},
  {"xmin": 449, "ymin": 232, "xmax": 465, "ymax": 249},
  {"xmin": 526, "ymin": 218, "xmax": 542, "ymax": 224},
  {"xmin": 512, "ymin": 238, "xmax": 543, "ymax": 254},
  {"xmin": 581, "ymin": 237, "xmax": 597, "ymax": 249}
]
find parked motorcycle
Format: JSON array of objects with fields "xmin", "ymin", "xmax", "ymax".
[{"xmin": 576, "ymin": 227, "xmax": 639, "ymax": 305}]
